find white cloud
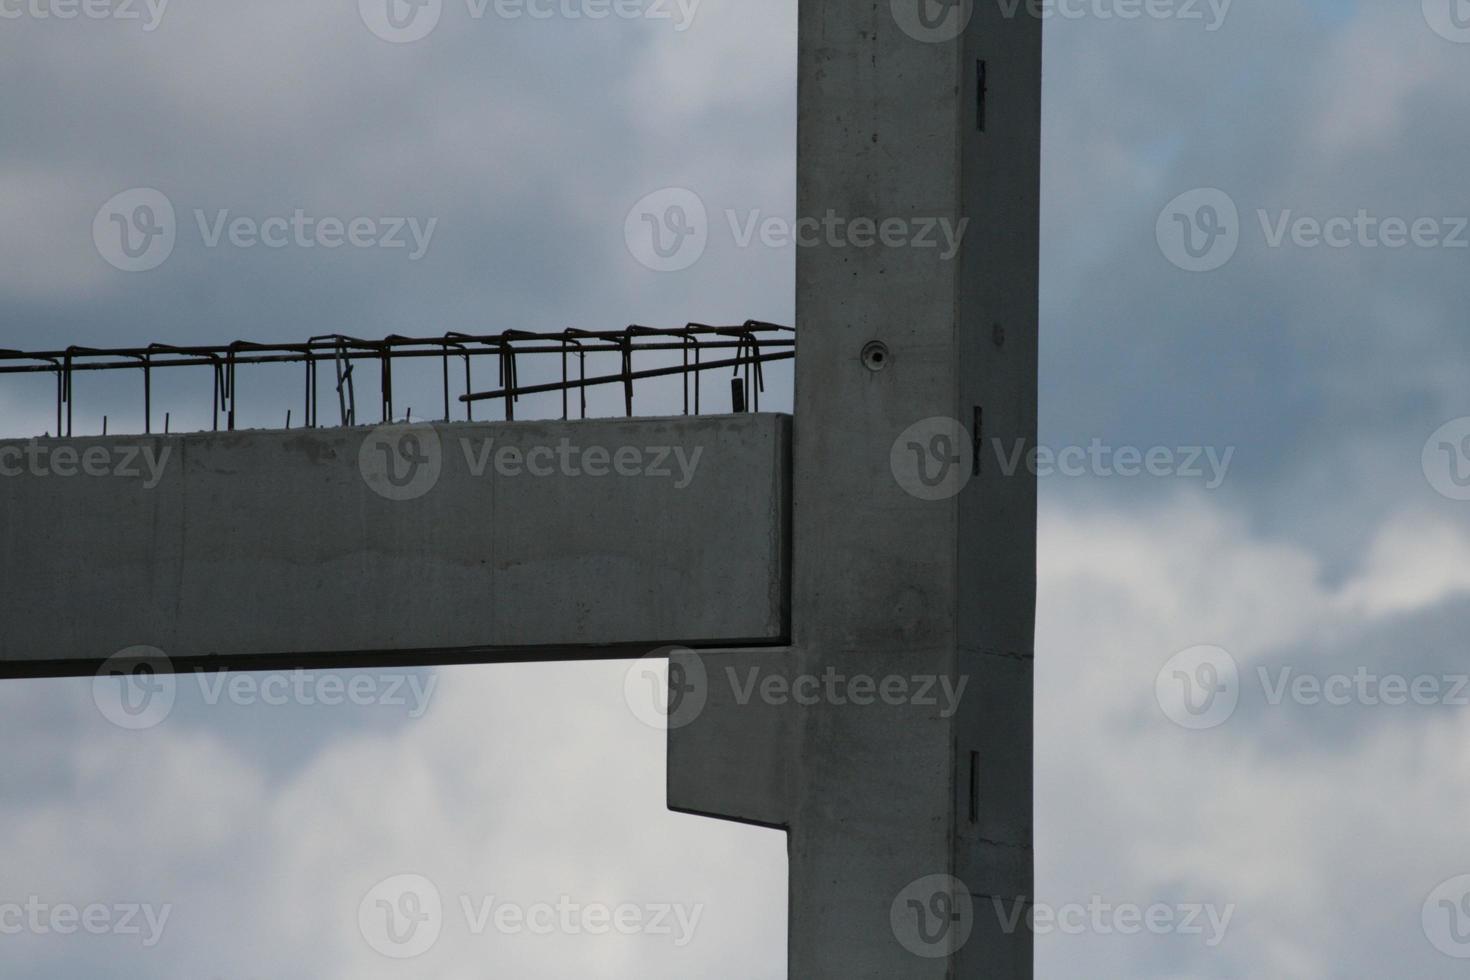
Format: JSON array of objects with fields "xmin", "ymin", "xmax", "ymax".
[{"xmin": 1038, "ymin": 495, "xmax": 1470, "ymax": 977}]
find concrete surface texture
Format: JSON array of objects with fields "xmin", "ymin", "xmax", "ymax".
[
  {"xmin": 0, "ymin": 414, "xmax": 790, "ymax": 675},
  {"xmin": 668, "ymin": 0, "xmax": 1040, "ymax": 976}
]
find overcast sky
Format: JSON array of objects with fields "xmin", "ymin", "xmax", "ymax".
[{"xmin": 4, "ymin": 0, "xmax": 1470, "ymax": 976}]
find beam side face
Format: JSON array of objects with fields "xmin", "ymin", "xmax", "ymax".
[{"xmin": 0, "ymin": 414, "xmax": 790, "ymax": 672}]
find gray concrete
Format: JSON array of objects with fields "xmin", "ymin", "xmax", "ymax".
[
  {"xmin": 669, "ymin": 0, "xmax": 1040, "ymax": 976},
  {"xmin": 667, "ymin": 648, "xmax": 795, "ymax": 829},
  {"xmin": 3, "ymin": 1, "xmax": 1040, "ymax": 972},
  {"xmin": 0, "ymin": 414, "xmax": 790, "ymax": 674}
]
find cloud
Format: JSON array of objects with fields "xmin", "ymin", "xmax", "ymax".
[
  {"xmin": 0, "ymin": 660, "xmax": 786, "ymax": 979},
  {"xmin": 1038, "ymin": 494, "xmax": 1470, "ymax": 978}
]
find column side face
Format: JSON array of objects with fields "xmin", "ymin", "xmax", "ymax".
[
  {"xmin": 792, "ymin": 1, "xmax": 961, "ymax": 978},
  {"xmin": 956, "ymin": 9, "xmax": 1040, "ymax": 978},
  {"xmin": 791, "ymin": 0, "xmax": 1039, "ymax": 976}
]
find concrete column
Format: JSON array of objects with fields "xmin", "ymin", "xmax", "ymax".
[{"xmin": 788, "ymin": 0, "xmax": 1039, "ymax": 975}]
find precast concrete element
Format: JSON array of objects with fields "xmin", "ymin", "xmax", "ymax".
[
  {"xmin": 668, "ymin": 0, "xmax": 1041, "ymax": 976},
  {"xmin": 0, "ymin": 414, "xmax": 790, "ymax": 676}
]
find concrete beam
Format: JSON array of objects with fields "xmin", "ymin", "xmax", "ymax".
[
  {"xmin": 0, "ymin": 414, "xmax": 790, "ymax": 677},
  {"xmin": 666, "ymin": 648, "xmax": 795, "ymax": 830}
]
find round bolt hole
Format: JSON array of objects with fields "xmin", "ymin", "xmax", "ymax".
[{"xmin": 861, "ymin": 341, "xmax": 890, "ymax": 372}]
